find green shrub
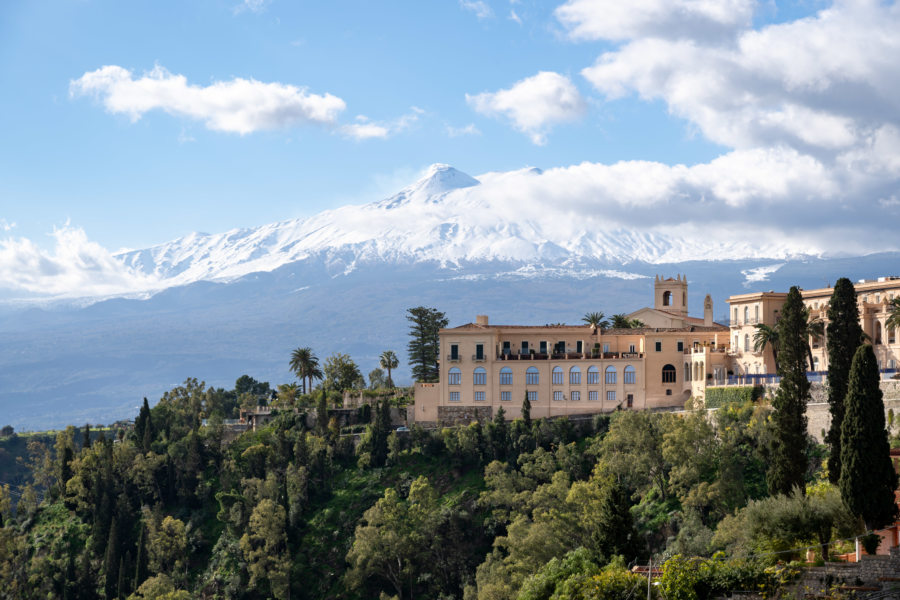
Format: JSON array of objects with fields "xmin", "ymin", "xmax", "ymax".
[{"xmin": 705, "ymin": 386, "xmax": 763, "ymax": 409}]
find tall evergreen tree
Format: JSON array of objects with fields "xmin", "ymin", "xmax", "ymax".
[
  {"xmin": 406, "ymin": 307, "xmax": 448, "ymax": 382},
  {"xmin": 82, "ymin": 423, "xmax": 92, "ymax": 450},
  {"xmin": 521, "ymin": 392, "xmax": 531, "ymax": 429},
  {"xmin": 104, "ymin": 516, "xmax": 120, "ymax": 600},
  {"xmin": 826, "ymin": 277, "xmax": 863, "ymax": 483},
  {"xmin": 768, "ymin": 286, "xmax": 811, "ymax": 496},
  {"xmin": 134, "ymin": 523, "xmax": 148, "ymax": 592},
  {"xmin": 839, "ymin": 344, "xmax": 898, "ymax": 531},
  {"xmin": 316, "ymin": 389, "xmax": 328, "ymax": 434}
]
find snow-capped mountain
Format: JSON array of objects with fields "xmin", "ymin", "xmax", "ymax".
[{"xmin": 115, "ymin": 164, "xmax": 804, "ymax": 290}]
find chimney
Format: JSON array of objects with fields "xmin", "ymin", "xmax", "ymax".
[{"xmin": 476, "ymin": 315, "xmax": 489, "ymax": 326}]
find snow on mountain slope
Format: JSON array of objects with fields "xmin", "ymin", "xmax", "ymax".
[{"xmin": 116, "ymin": 164, "xmax": 810, "ymax": 288}]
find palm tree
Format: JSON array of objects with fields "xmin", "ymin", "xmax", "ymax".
[
  {"xmin": 582, "ymin": 312, "xmax": 609, "ymax": 333},
  {"xmin": 807, "ymin": 317, "xmax": 825, "ymax": 371},
  {"xmin": 887, "ymin": 297, "xmax": 900, "ymax": 334},
  {"xmin": 611, "ymin": 314, "xmax": 631, "ymax": 328},
  {"xmin": 379, "ymin": 350, "xmax": 399, "ymax": 389},
  {"xmin": 275, "ymin": 382, "xmax": 300, "ymax": 408},
  {"xmin": 289, "ymin": 347, "xmax": 322, "ymax": 394},
  {"xmin": 753, "ymin": 323, "xmax": 779, "ymax": 368}
]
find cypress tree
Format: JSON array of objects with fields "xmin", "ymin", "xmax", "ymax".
[
  {"xmin": 522, "ymin": 392, "xmax": 531, "ymax": 429},
  {"xmin": 826, "ymin": 277, "xmax": 863, "ymax": 483},
  {"xmin": 839, "ymin": 344, "xmax": 898, "ymax": 530},
  {"xmin": 316, "ymin": 389, "xmax": 328, "ymax": 433},
  {"xmin": 83, "ymin": 423, "xmax": 92, "ymax": 450},
  {"xmin": 768, "ymin": 286, "xmax": 810, "ymax": 496},
  {"xmin": 103, "ymin": 516, "xmax": 119, "ymax": 600},
  {"xmin": 134, "ymin": 523, "xmax": 148, "ymax": 591}
]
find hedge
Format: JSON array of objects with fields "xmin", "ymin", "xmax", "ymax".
[{"xmin": 705, "ymin": 386, "xmax": 763, "ymax": 409}]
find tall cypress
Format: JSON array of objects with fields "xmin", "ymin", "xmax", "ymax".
[
  {"xmin": 134, "ymin": 523, "xmax": 148, "ymax": 591},
  {"xmin": 826, "ymin": 278, "xmax": 863, "ymax": 483},
  {"xmin": 83, "ymin": 423, "xmax": 92, "ymax": 450},
  {"xmin": 316, "ymin": 389, "xmax": 328, "ymax": 434},
  {"xmin": 768, "ymin": 286, "xmax": 811, "ymax": 496},
  {"xmin": 103, "ymin": 516, "xmax": 119, "ymax": 600},
  {"xmin": 839, "ymin": 344, "xmax": 898, "ymax": 530},
  {"xmin": 521, "ymin": 392, "xmax": 531, "ymax": 429}
]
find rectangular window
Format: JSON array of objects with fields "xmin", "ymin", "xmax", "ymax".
[
  {"xmin": 605, "ymin": 369, "xmax": 616, "ymax": 384},
  {"xmin": 502, "ymin": 341, "xmax": 511, "ymax": 355},
  {"xmin": 603, "ymin": 343, "xmax": 610, "ymax": 353},
  {"xmin": 627, "ymin": 394, "xmax": 634, "ymax": 408},
  {"xmin": 570, "ymin": 370, "xmax": 581, "ymax": 384},
  {"xmin": 500, "ymin": 371, "xmax": 512, "ymax": 385},
  {"xmin": 552, "ymin": 370, "xmax": 563, "ymax": 385},
  {"xmin": 629, "ymin": 344, "xmax": 636, "ymax": 353},
  {"xmin": 448, "ymin": 371, "xmax": 460, "ymax": 385},
  {"xmin": 733, "ymin": 308, "xmax": 738, "ymax": 323},
  {"xmin": 539, "ymin": 341, "xmax": 547, "ymax": 354},
  {"xmin": 521, "ymin": 341, "xmax": 529, "ymax": 354},
  {"xmin": 450, "ymin": 344, "xmax": 459, "ymax": 360},
  {"xmin": 475, "ymin": 344, "xmax": 484, "ymax": 360},
  {"xmin": 474, "ymin": 391, "xmax": 485, "ymax": 402},
  {"xmin": 526, "ymin": 371, "xmax": 539, "ymax": 385},
  {"xmin": 449, "ymin": 391, "xmax": 460, "ymax": 402},
  {"xmin": 576, "ymin": 341, "xmax": 583, "ymax": 353},
  {"xmin": 571, "ymin": 391, "xmax": 580, "ymax": 402},
  {"xmin": 655, "ymin": 340, "xmax": 662, "ymax": 352},
  {"xmin": 607, "ymin": 391, "xmax": 616, "ymax": 403},
  {"xmin": 527, "ymin": 391, "xmax": 538, "ymax": 403},
  {"xmin": 501, "ymin": 391, "xmax": 511, "ymax": 402},
  {"xmin": 587, "ymin": 370, "xmax": 599, "ymax": 384},
  {"xmin": 589, "ymin": 391, "xmax": 598, "ymax": 402},
  {"xmin": 553, "ymin": 390, "xmax": 563, "ymax": 402},
  {"xmin": 624, "ymin": 369, "xmax": 635, "ymax": 384},
  {"xmin": 677, "ymin": 340, "xmax": 684, "ymax": 352},
  {"xmin": 474, "ymin": 371, "xmax": 486, "ymax": 385}
]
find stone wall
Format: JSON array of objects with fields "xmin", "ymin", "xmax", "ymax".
[
  {"xmin": 806, "ymin": 380, "xmax": 900, "ymax": 441},
  {"xmin": 436, "ymin": 405, "xmax": 493, "ymax": 427}
]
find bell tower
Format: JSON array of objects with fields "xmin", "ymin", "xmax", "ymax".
[{"xmin": 654, "ymin": 274, "xmax": 689, "ymax": 318}]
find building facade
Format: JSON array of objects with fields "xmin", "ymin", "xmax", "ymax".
[{"xmin": 414, "ymin": 276, "xmax": 729, "ymax": 424}]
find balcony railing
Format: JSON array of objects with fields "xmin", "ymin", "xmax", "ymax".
[
  {"xmin": 497, "ymin": 351, "xmax": 644, "ymax": 361},
  {"xmin": 446, "ymin": 354, "xmax": 460, "ymax": 362}
]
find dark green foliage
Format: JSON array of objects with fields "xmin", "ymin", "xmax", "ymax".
[
  {"xmin": 826, "ymin": 277, "xmax": 863, "ymax": 484},
  {"xmin": 839, "ymin": 344, "xmax": 899, "ymax": 530},
  {"xmin": 704, "ymin": 386, "xmax": 763, "ymax": 409},
  {"xmin": 768, "ymin": 287, "xmax": 810, "ymax": 497},
  {"xmin": 406, "ymin": 306, "xmax": 448, "ymax": 382},
  {"xmin": 522, "ymin": 392, "xmax": 531, "ymax": 429},
  {"xmin": 316, "ymin": 389, "xmax": 328, "ymax": 434}
]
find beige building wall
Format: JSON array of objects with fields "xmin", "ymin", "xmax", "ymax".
[{"xmin": 726, "ymin": 292, "xmax": 788, "ymax": 376}]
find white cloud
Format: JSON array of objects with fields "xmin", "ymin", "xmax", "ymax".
[
  {"xmin": 555, "ymin": 0, "xmax": 756, "ymax": 41},
  {"xmin": 466, "ymin": 71, "xmax": 586, "ymax": 144},
  {"xmin": 340, "ymin": 107, "xmax": 424, "ymax": 140},
  {"xmin": 460, "ymin": 0, "xmax": 493, "ymax": 19},
  {"xmin": 0, "ymin": 219, "xmax": 15, "ymax": 232},
  {"xmin": 446, "ymin": 123, "xmax": 481, "ymax": 137},
  {"xmin": 509, "ymin": 9, "xmax": 522, "ymax": 24},
  {"xmin": 233, "ymin": 0, "xmax": 270, "ymax": 15},
  {"xmin": 0, "ymin": 226, "xmax": 159, "ymax": 297},
  {"xmin": 70, "ymin": 65, "xmax": 346, "ymax": 135}
]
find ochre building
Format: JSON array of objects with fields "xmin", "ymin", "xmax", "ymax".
[{"xmin": 414, "ymin": 275, "xmax": 729, "ymax": 425}]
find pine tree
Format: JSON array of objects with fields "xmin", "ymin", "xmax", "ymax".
[
  {"xmin": 134, "ymin": 523, "xmax": 148, "ymax": 591},
  {"xmin": 406, "ymin": 306, "xmax": 448, "ymax": 382},
  {"xmin": 83, "ymin": 423, "xmax": 92, "ymax": 450},
  {"xmin": 768, "ymin": 286, "xmax": 810, "ymax": 496},
  {"xmin": 839, "ymin": 344, "xmax": 899, "ymax": 530},
  {"xmin": 103, "ymin": 517, "xmax": 120, "ymax": 600},
  {"xmin": 316, "ymin": 389, "xmax": 328, "ymax": 434},
  {"xmin": 826, "ymin": 277, "xmax": 863, "ymax": 483},
  {"xmin": 522, "ymin": 392, "xmax": 531, "ymax": 429}
]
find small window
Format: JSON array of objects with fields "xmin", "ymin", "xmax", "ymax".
[
  {"xmin": 588, "ymin": 391, "xmax": 598, "ymax": 402},
  {"xmin": 576, "ymin": 340, "xmax": 583, "ymax": 353},
  {"xmin": 744, "ymin": 307, "xmax": 749, "ymax": 322},
  {"xmin": 473, "ymin": 367, "xmax": 486, "ymax": 385},
  {"xmin": 539, "ymin": 341, "xmax": 547, "ymax": 354},
  {"xmin": 571, "ymin": 391, "xmax": 580, "ymax": 401},
  {"xmin": 627, "ymin": 393, "xmax": 634, "ymax": 408},
  {"xmin": 527, "ymin": 391, "xmax": 538, "ymax": 403},
  {"xmin": 655, "ymin": 341, "xmax": 662, "ymax": 352},
  {"xmin": 677, "ymin": 340, "xmax": 684, "ymax": 352},
  {"xmin": 624, "ymin": 365, "xmax": 636, "ymax": 384},
  {"xmin": 603, "ymin": 343, "xmax": 610, "ymax": 353},
  {"xmin": 663, "ymin": 291, "xmax": 672, "ymax": 306},
  {"xmin": 521, "ymin": 341, "xmax": 529, "ymax": 354},
  {"xmin": 553, "ymin": 391, "xmax": 563, "ymax": 402},
  {"xmin": 569, "ymin": 366, "xmax": 581, "ymax": 385},
  {"xmin": 448, "ymin": 367, "xmax": 461, "ymax": 385},
  {"xmin": 474, "ymin": 391, "xmax": 485, "ymax": 402},
  {"xmin": 666, "ymin": 389, "xmax": 672, "ymax": 396},
  {"xmin": 526, "ymin": 367, "xmax": 539, "ymax": 385},
  {"xmin": 587, "ymin": 366, "xmax": 599, "ymax": 384},
  {"xmin": 501, "ymin": 391, "xmax": 511, "ymax": 402},
  {"xmin": 744, "ymin": 334, "xmax": 750, "ymax": 351},
  {"xmin": 449, "ymin": 391, "xmax": 460, "ymax": 402},
  {"xmin": 475, "ymin": 344, "xmax": 484, "ymax": 360},
  {"xmin": 733, "ymin": 308, "xmax": 738, "ymax": 323},
  {"xmin": 502, "ymin": 341, "xmax": 511, "ymax": 355},
  {"xmin": 629, "ymin": 344, "xmax": 636, "ymax": 353},
  {"xmin": 450, "ymin": 344, "xmax": 459, "ymax": 360},
  {"xmin": 552, "ymin": 366, "xmax": 563, "ymax": 385},
  {"xmin": 755, "ymin": 306, "xmax": 760, "ymax": 321},
  {"xmin": 500, "ymin": 367, "xmax": 512, "ymax": 385},
  {"xmin": 605, "ymin": 366, "xmax": 616, "ymax": 384},
  {"xmin": 607, "ymin": 390, "xmax": 616, "ymax": 403},
  {"xmin": 662, "ymin": 364, "xmax": 676, "ymax": 383}
]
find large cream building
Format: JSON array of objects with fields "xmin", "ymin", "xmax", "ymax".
[
  {"xmin": 414, "ymin": 276, "xmax": 730, "ymax": 424},
  {"xmin": 727, "ymin": 276, "xmax": 900, "ymax": 380}
]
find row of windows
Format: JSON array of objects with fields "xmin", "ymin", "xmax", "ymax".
[
  {"xmin": 452, "ymin": 390, "xmax": 620, "ymax": 402},
  {"xmin": 450, "ymin": 365, "xmax": 638, "ymax": 385}
]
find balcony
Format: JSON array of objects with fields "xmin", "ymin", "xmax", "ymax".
[
  {"xmin": 472, "ymin": 354, "xmax": 486, "ymax": 362},
  {"xmin": 497, "ymin": 351, "xmax": 644, "ymax": 361},
  {"xmin": 446, "ymin": 354, "xmax": 460, "ymax": 363}
]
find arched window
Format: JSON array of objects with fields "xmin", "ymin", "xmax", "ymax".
[
  {"xmin": 875, "ymin": 322, "xmax": 883, "ymax": 345},
  {"xmin": 473, "ymin": 367, "xmax": 486, "ymax": 385},
  {"xmin": 526, "ymin": 366, "xmax": 539, "ymax": 385},
  {"xmin": 500, "ymin": 367, "xmax": 512, "ymax": 385},
  {"xmin": 889, "ymin": 326, "xmax": 896, "ymax": 344},
  {"xmin": 684, "ymin": 362, "xmax": 691, "ymax": 382},
  {"xmin": 663, "ymin": 291, "xmax": 672, "ymax": 306},
  {"xmin": 587, "ymin": 365, "xmax": 600, "ymax": 384},
  {"xmin": 624, "ymin": 365, "xmax": 636, "ymax": 384},
  {"xmin": 570, "ymin": 366, "xmax": 581, "ymax": 385},
  {"xmin": 744, "ymin": 334, "xmax": 750, "ymax": 352},
  {"xmin": 662, "ymin": 364, "xmax": 676, "ymax": 383},
  {"xmin": 448, "ymin": 367, "xmax": 461, "ymax": 385},
  {"xmin": 552, "ymin": 366, "xmax": 563, "ymax": 385},
  {"xmin": 605, "ymin": 365, "xmax": 616, "ymax": 384}
]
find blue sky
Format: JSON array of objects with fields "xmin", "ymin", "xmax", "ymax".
[{"xmin": 2, "ymin": 0, "xmax": 900, "ymax": 295}]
